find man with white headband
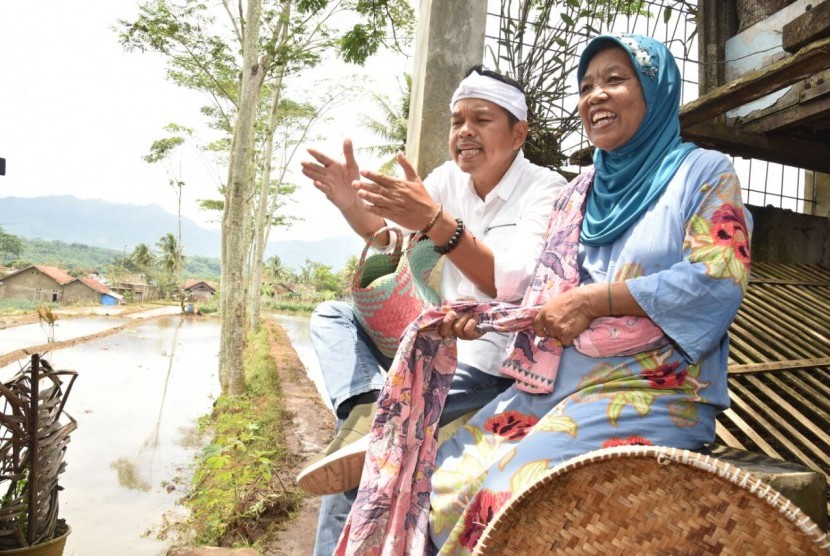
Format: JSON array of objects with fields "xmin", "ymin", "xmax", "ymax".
[{"xmin": 299, "ymin": 65, "xmax": 566, "ymax": 555}]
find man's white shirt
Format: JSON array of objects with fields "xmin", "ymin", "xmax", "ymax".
[{"xmin": 422, "ymin": 151, "xmax": 567, "ymax": 376}]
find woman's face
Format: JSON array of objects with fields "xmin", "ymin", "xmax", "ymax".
[{"xmin": 578, "ymin": 46, "xmax": 646, "ymax": 152}]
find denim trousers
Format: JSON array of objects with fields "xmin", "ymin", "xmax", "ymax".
[{"xmin": 309, "ymin": 301, "xmax": 512, "ymax": 556}]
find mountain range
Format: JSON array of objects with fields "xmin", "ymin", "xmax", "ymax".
[{"xmin": 0, "ymin": 195, "xmax": 364, "ymax": 272}]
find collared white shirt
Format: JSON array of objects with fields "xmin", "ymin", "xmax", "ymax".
[{"xmin": 422, "ymin": 151, "xmax": 566, "ymax": 376}]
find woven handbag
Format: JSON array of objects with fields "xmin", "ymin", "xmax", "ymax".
[{"xmin": 351, "ymin": 226, "xmax": 442, "ymax": 358}]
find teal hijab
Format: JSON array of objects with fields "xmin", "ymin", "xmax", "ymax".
[{"xmin": 577, "ymin": 34, "xmax": 696, "ymax": 246}]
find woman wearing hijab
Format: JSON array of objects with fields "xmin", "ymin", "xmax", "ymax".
[{"xmin": 333, "ymin": 34, "xmax": 752, "ymax": 556}]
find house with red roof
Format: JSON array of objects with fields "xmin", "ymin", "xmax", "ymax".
[{"xmin": 0, "ymin": 265, "xmax": 122, "ymax": 305}]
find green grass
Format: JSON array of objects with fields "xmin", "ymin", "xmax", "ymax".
[
  {"xmin": 262, "ymin": 299, "xmax": 316, "ymax": 314},
  {"xmin": 182, "ymin": 326, "xmax": 301, "ymax": 549},
  {"xmin": 0, "ymin": 299, "xmax": 58, "ymax": 315}
]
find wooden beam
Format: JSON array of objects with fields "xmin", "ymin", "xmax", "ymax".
[
  {"xmin": 783, "ymin": 0, "xmax": 830, "ymax": 53},
  {"xmin": 742, "ymin": 91, "xmax": 830, "ymax": 133},
  {"xmin": 679, "ymin": 37, "xmax": 830, "ymax": 128},
  {"xmin": 729, "ymin": 357, "xmax": 830, "ymax": 375},
  {"xmin": 681, "ymin": 122, "xmax": 830, "ymax": 173}
]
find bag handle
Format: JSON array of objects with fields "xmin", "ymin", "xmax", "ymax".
[
  {"xmin": 402, "ymin": 230, "xmax": 427, "ymax": 255},
  {"xmin": 351, "ymin": 226, "xmax": 405, "ymax": 289}
]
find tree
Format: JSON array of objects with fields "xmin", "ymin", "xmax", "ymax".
[
  {"xmin": 489, "ymin": 0, "xmax": 653, "ymax": 171},
  {"xmin": 220, "ymin": 0, "xmax": 265, "ymax": 394},
  {"xmin": 131, "ymin": 243, "xmax": 154, "ymax": 270},
  {"xmin": 156, "ymin": 232, "xmax": 184, "ymax": 300},
  {"xmin": 144, "ymin": 123, "xmax": 193, "ymax": 311},
  {"xmin": 360, "ymin": 73, "xmax": 411, "ymax": 174},
  {"xmin": 118, "ymin": 0, "xmax": 415, "ymax": 396},
  {"xmin": 339, "ymin": 254, "xmax": 359, "ymax": 296},
  {"xmin": 311, "ymin": 262, "xmax": 340, "ymax": 297},
  {"xmin": 265, "ymin": 255, "xmax": 289, "ymax": 282},
  {"xmin": 0, "ymin": 226, "xmax": 23, "ymax": 265}
]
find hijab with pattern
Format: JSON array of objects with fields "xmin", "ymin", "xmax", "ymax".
[{"xmin": 577, "ymin": 34, "xmax": 697, "ymax": 246}]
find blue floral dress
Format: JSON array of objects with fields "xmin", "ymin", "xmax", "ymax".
[{"xmin": 429, "ymin": 148, "xmax": 753, "ymax": 554}]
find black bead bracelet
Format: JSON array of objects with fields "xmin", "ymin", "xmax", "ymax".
[{"xmin": 434, "ymin": 218, "xmax": 465, "ymax": 255}]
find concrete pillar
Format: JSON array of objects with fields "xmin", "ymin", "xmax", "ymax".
[
  {"xmin": 406, "ymin": 0, "xmax": 488, "ymax": 178},
  {"xmin": 805, "ymin": 171, "xmax": 830, "ymax": 218}
]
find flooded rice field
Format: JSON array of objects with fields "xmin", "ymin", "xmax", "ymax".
[
  {"xmin": 0, "ymin": 312, "xmax": 220, "ymax": 556},
  {"xmin": 0, "ymin": 316, "xmax": 130, "ymax": 354}
]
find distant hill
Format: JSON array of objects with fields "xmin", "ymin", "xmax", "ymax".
[
  {"xmin": 15, "ymin": 237, "xmax": 221, "ymax": 278},
  {"xmin": 0, "ymin": 195, "xmax": 364, "ymax": 272}
]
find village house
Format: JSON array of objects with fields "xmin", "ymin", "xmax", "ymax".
[
  {"xmin": 108, "ymin": 273, "xmax": 158, "ymax": 303},
  {"xmin": 182, "ymin": 279, "xmax": 217, "ymax": 303},
  {"xmin": 0, "ymin": 264, "xmax": 122, "ymax": 305}
]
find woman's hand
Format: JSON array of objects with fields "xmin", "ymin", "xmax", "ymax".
[
  {"xmin": 439, "ymin": 309, "xmax": 485, "ymax": 340},
  {"xmin": 301, "ymin": 138, "xmax": 361, "ymax": 210},
  {"xmin": 532, "ymin": 286, "xmax": 598, "ymax": 345}
]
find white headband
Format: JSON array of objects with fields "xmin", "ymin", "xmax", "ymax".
[{"xmin": 450, "ymin": 71, "xmax": 528, "ymax": 121}]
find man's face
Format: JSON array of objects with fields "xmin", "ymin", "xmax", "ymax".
[{"xmin": 448, "ymin": 98, "xmax": 527, "ymax": 193}]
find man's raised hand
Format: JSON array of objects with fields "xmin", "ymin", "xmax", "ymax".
[
  {"xmin": 301, "ymin": 138, "xmax": 361, "ymax": 210},
  {"xmin": 356, "ymin": 152, "xmax": 436, "ymax": 231}
]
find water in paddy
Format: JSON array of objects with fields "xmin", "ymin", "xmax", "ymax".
[
  {"xmin": 0, "ymin": 315, "xmax": 220, "ymax": 556},
  {"xmin": 0, "ymin": 317, "xmax": 130, "ymax": 355}
]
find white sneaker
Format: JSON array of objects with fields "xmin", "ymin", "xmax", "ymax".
[{"xmin": 296, "ymin": 434, "xmax": 370, "ymax": 495}]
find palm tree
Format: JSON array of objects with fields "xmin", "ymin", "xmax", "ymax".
[
  {"xmin": 156, "ymin": 233, "xmax": 184, "ymax": 308},
  {"xmin": 340, "ymin": 255, "xmax": 359, "ymax": 296},
  {"xmin": 156, "ymin": 233, "xmax": 181, "ymax": 274},
  {"xmin": 265, "ymin": 255, "xmax": 288, "ymax": 283},
  {"xmin": 361, "ymin": 73, "xmax": 411, "ymax": 174},
  {"xmin": 131, "ymin": 243, "xmax": 153, "ymax": 270}
]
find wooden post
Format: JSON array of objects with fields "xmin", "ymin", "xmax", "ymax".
[{"xmin": 697, "ymin": 0, "xmax": 737, "ymax": 95}]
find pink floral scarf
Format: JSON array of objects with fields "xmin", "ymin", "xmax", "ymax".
[{"xmin": 335, "ymin": 172, "xmax": 666, "ymax": 555}]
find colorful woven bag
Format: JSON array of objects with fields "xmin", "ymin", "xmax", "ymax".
[{"xmin": 350, "ymin": 227, "xmax": 442, "ymax": 358}]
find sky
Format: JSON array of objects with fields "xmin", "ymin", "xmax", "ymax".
[{"xmin": 0, "ymin": 2, "xmax": 411, "ymax": 242}]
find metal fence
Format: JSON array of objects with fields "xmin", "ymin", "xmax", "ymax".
[{"xmin": 485, "ymin": 0, "xmax": 816, "ymax": 213}]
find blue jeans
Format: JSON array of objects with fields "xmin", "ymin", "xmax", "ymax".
[{"xmin": 309, "ymin": 301, "xmax": 512, "ymax": 556}]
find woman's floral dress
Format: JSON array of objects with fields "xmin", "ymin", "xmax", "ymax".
[{"xmin": 430, "ymin": 148, "xmax": 752, "ymax": 554}]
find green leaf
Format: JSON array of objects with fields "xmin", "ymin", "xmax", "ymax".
[
  {"xmin": 510, "ymin": 461, "xmax": 549, "ymax": 494},
  {"xmin": 608, "ymin": 396, "xmax": 625, "ymax": 426},
  {"xmin": 624, "ymin": 390, "xmax": 655, "ymax": 416},
  {"xmin": 535, "ymin": 415, "xmax": 578, "ymax": 436}
]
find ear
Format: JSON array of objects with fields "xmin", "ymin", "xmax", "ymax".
[{"xmin": 512, "ymin": 120, "xmax": 529, "ymax": 150}]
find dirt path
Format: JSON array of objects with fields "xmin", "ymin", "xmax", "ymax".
[{"xmin": 262, "ymin": 317, "xmax": 334, "ymax": 556}]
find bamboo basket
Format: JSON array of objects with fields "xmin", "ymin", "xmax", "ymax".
[
  {"xmin": 0, "ymin": 355, "xmax": 77, "ymax": 551},
  {"xmin": 474, "ymin": 445, "xmax": 830, "ymax": 555}
]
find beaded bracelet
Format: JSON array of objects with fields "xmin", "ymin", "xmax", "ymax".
[
  {"xmin": 434, "ymin": 218, "xmax": 465, "ymax": 255},
  {"xmin": 420, "ymin": 204, "xmax": 443, "ymax": 234}
]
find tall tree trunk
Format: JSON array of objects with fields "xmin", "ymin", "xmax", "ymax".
[
  {"xmin": 247, "ymin": 69, "xmax": 286, "ymax": 332},
  {"xmin": 177, "ymin": 184, "xmax": 185, "ymax": 312},
  {"xmin": 220, "ymin": 0, "xmax": 264, "ymax": 396},
  {"xmin": 247, "ymin": 2, "xmax": 291, "ymax": 332}
]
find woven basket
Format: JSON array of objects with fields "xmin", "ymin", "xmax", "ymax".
[
  {"xmin": 473, "ymin": 445, "xmax": 830, "ymax": 555},
  {"xmin": 351, "ymin": 227, "xmax": 441, "ymax": 358}
]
